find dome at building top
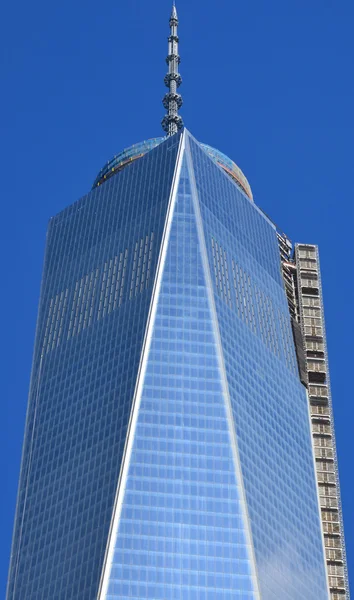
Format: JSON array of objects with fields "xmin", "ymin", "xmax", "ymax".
[
  {"xmin": 92, "ymin": 138, "xmax": 164, "ymax": 190},
  {"xmin": 200, "ymin": 144, "xmax": 253, "ymax": 201},
  {"xmin": 93, "ymin": 137, "xmax": 253, "ymax": 201}
]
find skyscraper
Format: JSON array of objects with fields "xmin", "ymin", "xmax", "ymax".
[{"xmin": 7, "ymin": 5, "xmax": 349, "ymax": 600}]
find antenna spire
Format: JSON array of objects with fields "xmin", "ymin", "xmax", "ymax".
[{"xmin": 162, "ymin": 3, "xmax": 183, "ymax": 136}]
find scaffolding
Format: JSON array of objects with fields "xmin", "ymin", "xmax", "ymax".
[{"xmin": 278, "ymin": 235, "xmax": 350, "ymax": 600}]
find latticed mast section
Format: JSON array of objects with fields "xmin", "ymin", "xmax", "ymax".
[{"xmin": 162, "ymin": 4, "xmax": 183, "ymax": 136}]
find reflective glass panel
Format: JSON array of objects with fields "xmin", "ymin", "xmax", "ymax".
[
  {"xmin": 188, "ymin": 133, "xmax": 329, "ymax": 599},
  {"xmin": 106, "ymin": 156, "xmax": 258, "ymax": 600},
  {"xmin": 7, "ymin": 134, "xmax": 182, "ymax": 600}
]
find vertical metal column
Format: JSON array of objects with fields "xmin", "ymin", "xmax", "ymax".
[
  {"xmin": 295, "ymin": 244, "xmax": 349, "ymax": 600},
  {"xmin": 277, "ymin": 235, "xmax": 350, "ymax": 599}
]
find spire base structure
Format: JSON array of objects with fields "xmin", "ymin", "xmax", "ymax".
[
  {"xmin": 161, "ymin": 114, "xmax": 183, "ymax": 134},
  {"xmin": 162, "ymin": 4, "xmax": 183, "ymax": 136}
]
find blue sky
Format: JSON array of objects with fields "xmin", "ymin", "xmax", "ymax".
[{"xmin": 1, "ymin": 0, "xmax": 353, "ymax": 595}]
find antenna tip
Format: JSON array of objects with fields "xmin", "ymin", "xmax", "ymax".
[{"xmin": 170, "ymin": 3, "xmax": 178, "ymax": 21}]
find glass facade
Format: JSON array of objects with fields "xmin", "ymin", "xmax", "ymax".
[
  {"xmin": 105, "ymin": 155, "xmax": 258, "ymax": 599},
  {"xmin": 8, "ymin": 130, "xmax": 330, "ymax": 599},
  {"xmin": 187, "ymin": 135, "xmax": 329, "ymax": 598},
  {"xmin": 7, "ymin": 133, "xmax": 182, "ymax": 599}
]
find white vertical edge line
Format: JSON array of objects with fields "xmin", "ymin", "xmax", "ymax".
[
  {"xmin": 185, "ymin": 133, "xmax": 261, "ymax": 600},
  {"xmin": 8, "ymin": 221, "xmax": 54, "ymax": 599},
  {"xmin": 97, "ymin": 132, "xmax": 186, "ymax": 600}
]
